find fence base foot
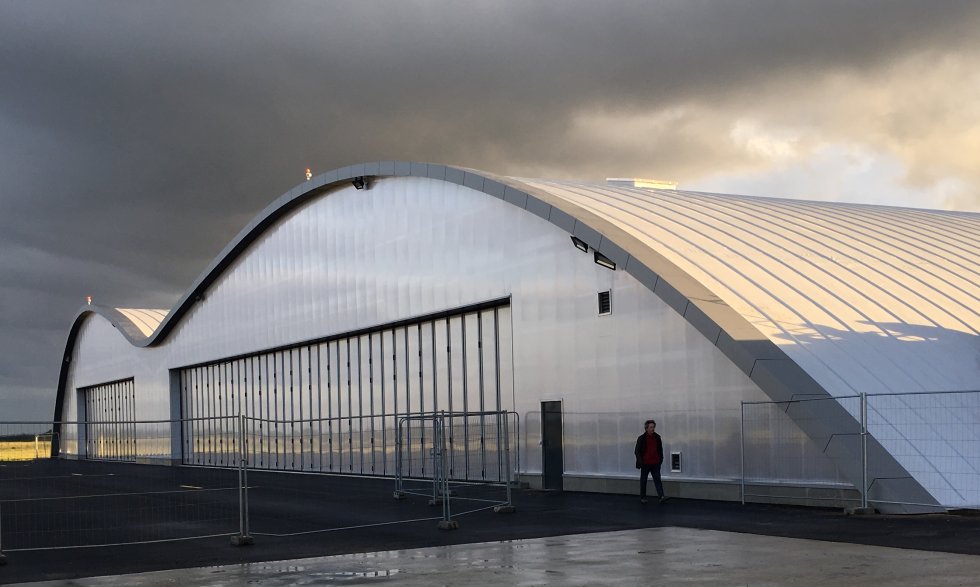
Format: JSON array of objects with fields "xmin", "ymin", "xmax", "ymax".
[
  {"xmin": 393, "ymin": 491, "xmax": 406, "ymax": 500},
  {"xmin": 0, "ymin": 553, "xmax": 7, "ymax": 566},
  {"xmin": 231, "ymin": 534, "xmax": 255, "ymax": 546},
  {"xmin": 845, "ymin": 506, "xmax": 876, "ymax": 516},
  {"xmin": 493, "ymin": 504, "xmax": 516, "ymax": 514},
  {"xmin": 437, "ymin": 520, "xmax": 459, "ymax": 531},
  {"xmin": 428, "ymin": 498, "xmax": 444, "ymax": 506}
]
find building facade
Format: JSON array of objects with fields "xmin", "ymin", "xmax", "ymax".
[{"xmin": 54, "ymin": 162, "xmax": 980, "ymax": 512}]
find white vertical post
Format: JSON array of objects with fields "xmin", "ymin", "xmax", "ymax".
[
  {"xmin": 242, "ymin": 413, "xmax": 250, "ymax": 538},
  {"xmin": 740, "ymin": 402, "xmax": 745, "ymax": 505},
  {"xmin": 393, "ymin": 417, "xmax": 405, "ymax": 499},
  {"xmin": 503, "ymin": 411, "xmax": 512, "ymax": 506},
  {"xmin": 232, "ymin": 413, "xmax": 253, "ymax": 545},
  {"xmin": 861, "ymin": 393, "xmax": 868, "ymax": 510},
  {"xmin": 237, "ymin": 415, "xmax": 245, "ymax": 538}
]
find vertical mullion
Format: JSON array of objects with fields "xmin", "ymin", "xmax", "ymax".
[
  {"xmin": 478, "ymin": 312, "xmax": 486, "ymax": 480},
  {"xmin": 391, "ymin": 328, "xmax": 401, "ymax": 480},
  {"xmin": 205, "ymin": 369, "xmax": 211, "ymax": 464},
  {"xmin": 380, "ymin": 331, "xmax": 387, "ymax": 475},
  {"xmin": 462, "ymin": 315, "xmax": 470, "ymax": 479},
  {"xmin": 181, "ymin": 372, "xmax": 188, "ymax": 463},
  {"xmin": 357, "ymin": 337, "xmax": 364, "ymax": 474},
  {"xmin": 317, "ymin": 345, "xmax": 324, "ymax": 472},
  {"xmin": 289, "ymin": 348, "xmax": 296, "ymax": 470},
  {"xmin": 219, "ymin": 363, "xmax": 226, "ymax": 465},
  {"xmin": 368, "ymin": 335, "xmax": 375, "ymax": 474},
  {"xmin": 346, "ymin": 338, "xmax": 353, "ymax": 472},
  {"xmin": 127, "ymin": 380, "xmax": 133, "ymax": 460},
  {"xmin": 193, "ymin": 371, "xmax": 198, "ymax": 462},
  {"xmin": 431, "ymin": 321, "xmax": 438, "ymax": 414},
  {"xmin": 306, "ymin": 346, "xmax": 312, "ymax": 470},
  {"xmin": 272, "ymin": 352, "xmax": 279, "ymax": 469},
  {"xmin": 109, "ymin": 384, "xmax": 113, "ymax": 459},
  {"xmin": 193, "ymin": 368, "xmax": 200, "ymax": 464},
  {"xmin": 233, "ymin": 361, "xmax": 240, "ymax": 462},
  {"xmin": 261, "ymin": 354, "xmax": 269, "ymax": 469},
  {"xmin": 327, "ymin": 342, "xmax": 334, "ymax": 471},
  {"xmin": 115, "ymin": 382, "xmax": 121, "ymax": 460},
  {"xmin": 251, "ymin": 356, "xmax": 257, "ymax": 467},
  {"xmin": 494, "ymin": 307, "xmax": 503, "ymax": 481},
  {"xmin": 289, "ymin": 349, "xmax": 303, "ymax": 471},
  {"xmin": 446, "ymin": 318, "xmax": 454, "ymax": 478},
  {"xmin": 128, "ymin": 379, "xmax": 135, "ymax": 460},
  {"xmin": 282, "ymin": 351, "xmax": 288, "ymax": 470},
  {"xmin": 337, "ymin": 341, "xmax": 344, "ymax": 472},
  {"xmin": 404, "ymin": 327, "xmax": 411, "ymax": 476},
  {"xmin": 418, "ymin": 324, "xmax": 424, "ymax": 477}
]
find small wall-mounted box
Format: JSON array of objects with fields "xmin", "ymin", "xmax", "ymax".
[{"xmin": 670, "ymin": 451, "xmax": 682, "ymax": 473}]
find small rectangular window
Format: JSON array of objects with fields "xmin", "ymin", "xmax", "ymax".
[
  {"xmin": 671, "ymin": 451, "xmax": 682, "ymax": 472},
  {"xmin": 598, "ymin": 290, "xmax": 611, "ymax": 315}
]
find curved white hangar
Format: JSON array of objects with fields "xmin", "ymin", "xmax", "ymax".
[{"xmin": 54, "ymin": 162, "xmax": 980, "ymax": 513}]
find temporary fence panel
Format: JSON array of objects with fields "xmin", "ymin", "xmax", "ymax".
[
  {"xmin": 0, "ymin": 419, "xmax": 240, "ymax": 553},
  {"xmin": 395, "ymin": 411, "xmax": 515, "ymax": 524},
  {"xmin": 866, "ymin": 391, "xmax": 980, "ymax": 509},
  {"xmin": 742, "ymin": 391, "xmax": 980, "ymax": 511},
  {"xmin": 740, "ymin": 396, "xmax": 861, "ymax": 504}
]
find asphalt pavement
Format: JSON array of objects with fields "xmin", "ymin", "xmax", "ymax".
[{"xmin": 2, "ymin": 459, "xmax": 980, "ymax": 584}]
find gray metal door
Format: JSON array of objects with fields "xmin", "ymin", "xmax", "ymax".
[{"xmin": 541, "ymin": 401, "xmax": 563, "ymax": 490}]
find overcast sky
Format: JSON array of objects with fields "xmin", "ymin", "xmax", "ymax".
[{"xmin": 2, "ymin": 1, "xmax": 979, "ymax": 420}]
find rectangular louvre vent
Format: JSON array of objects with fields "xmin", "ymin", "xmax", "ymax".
[{"xmin": 598, "ymin": 290, "xmax": 611, "ymax": 315}]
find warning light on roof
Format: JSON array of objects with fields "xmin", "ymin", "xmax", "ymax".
[{"xmin": 305, "ymin": 168, "xmax": 312, "ymax": 181}]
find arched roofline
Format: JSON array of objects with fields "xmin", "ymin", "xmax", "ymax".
[{"xmin": 50, "ymin": 161, "xmax": 937, "ymax": 509}]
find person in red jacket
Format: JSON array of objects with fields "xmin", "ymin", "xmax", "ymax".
[{"xmin": 634, "ymin": 419, "xmax": 667, "ymax": 503}]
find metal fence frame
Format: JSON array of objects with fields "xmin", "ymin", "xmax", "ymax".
[
  {"xmin": 0, "ymin": 418, "xmax": 244, "ymax": 555},
  {"xmin": 1, "ymin": 409, "xmax": 519, "ymax": 556},
  {"xmin": 741, "ymin": 390, "xmax": 980, "ymax": 511},
  {"xmin": 394, "ymin": 410, "xmax": 516, "ymax": 528}
]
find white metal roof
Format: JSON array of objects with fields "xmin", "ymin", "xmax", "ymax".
[
  {"xmin": 114, "ymin": 308, "xmax": 169, "ymax": 337},
  {"xmin": 515, "ymin": 179, "xmax": 979, "ymax": 397}
]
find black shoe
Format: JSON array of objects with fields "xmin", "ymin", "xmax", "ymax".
[
  {"xmin": 659, "ymin": 496, "xmax": 669, "ymax": 503},
  {"xmin": 640, "ymin": 498, "xmax": 648, "ymax": 504}
]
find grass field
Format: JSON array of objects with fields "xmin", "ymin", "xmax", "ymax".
[{"xmin": 0, "ymin": 440, "xmax": 53, "ymax": 461}]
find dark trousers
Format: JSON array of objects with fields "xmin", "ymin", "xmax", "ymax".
[{"xmin": 639, "ymin": 464, "xmax": 664, "ymax": 498}]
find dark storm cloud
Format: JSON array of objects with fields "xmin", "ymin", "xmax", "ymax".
[{"xmin": 1, "ymin": 0, "xmax": 978, "ymax": 418}]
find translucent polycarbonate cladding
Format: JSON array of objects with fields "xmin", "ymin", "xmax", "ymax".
[{"xmin": 61, "ymin": 176, "xmax": 777, "ymax": 484}]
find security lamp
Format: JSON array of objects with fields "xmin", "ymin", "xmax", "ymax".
[
  {"xmin": 352, "ymin": 176, "xmax": 366, "ymax": 190},
  {"xmin": 570, "ymin": 236, "xmax": 589, "ymax": 252},
  {"xmin": 594, "ymin": 251, "xmax": 616, "ymax": 270}
]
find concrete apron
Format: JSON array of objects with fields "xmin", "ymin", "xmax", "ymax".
[{"xmin": 12, "ymin": 527, "xmax": 980, "ymax": 586}]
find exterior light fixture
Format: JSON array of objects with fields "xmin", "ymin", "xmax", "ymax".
[
  {"xmin": 352, "ymin": 176, "xmax": 366, "ymax": 190},
  {"xmin": 86, "ymin": 295, "xmax": 93, "ymax": 305},
  {"xmin": 594, "ymin": 251, "xmax": 616, "ymax": 270},
  {"xmin": 570, "ymin": 236, "xmax": 589, "ymax": 252},
  {"xmin": 305, "ymin": 168, "xmax": 312, "ymax": 181}
]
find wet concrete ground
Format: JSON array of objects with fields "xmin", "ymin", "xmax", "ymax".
[
  {"xmin": 13, "ymin": 527, "xmax": 980, "ymax": 586},
  {"xmin": 4, "ymin": 460, "xmax": 980, "ymax": 584}
]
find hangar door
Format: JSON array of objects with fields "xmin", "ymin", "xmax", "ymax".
[
  {"xmin": 78, "ymin": 378, "xmax": 137, "ymax": 461},
  {"xmin": 178, "ymin": 301, "xmax": 514, "ymax": 481}
]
